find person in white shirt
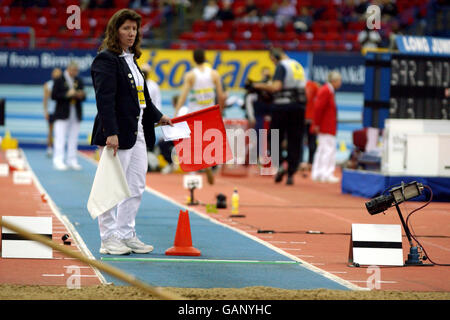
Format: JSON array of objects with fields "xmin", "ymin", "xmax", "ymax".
[{"xmin": 174, "ymin": 48, "xmax": 225, "ymax": 116}]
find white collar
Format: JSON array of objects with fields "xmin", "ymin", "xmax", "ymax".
[
  {"xmin": 64, "ymin": 70, "xmax": 74, "ymax": 88},
  {"xmin": 120, "ymin": 50, "xmax": 134, "ymax": 58}
]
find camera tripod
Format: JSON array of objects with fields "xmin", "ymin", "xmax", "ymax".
[{"xmin": 394, "ymin": 203, "xmax": 432, "ymax": 266}]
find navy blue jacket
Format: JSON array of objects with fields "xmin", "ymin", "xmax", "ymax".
[
  {"xmin": 90, "ymin": 49, "xmax": 163, "ymax": 150},
  {"xmin": 52, "ymin": 74, "xmax": 85, "ymax": 121}
]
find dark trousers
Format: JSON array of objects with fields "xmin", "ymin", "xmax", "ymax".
[
  {"xmin": 305, "ymin": 122, "xmax": 317, "ymax": 164},
  {"xmin": 270, "ymin": 107, "xmax": 305, "ymax": 177}
]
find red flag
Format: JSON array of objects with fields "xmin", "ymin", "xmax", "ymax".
[{"xmin": 171, "ymin": 105, "xmax": 233, "ymax": 172}]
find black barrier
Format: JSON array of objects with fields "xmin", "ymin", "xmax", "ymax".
[{"xmin": 0, "ymin": 98, "xmax": 4, "ymax": 126}]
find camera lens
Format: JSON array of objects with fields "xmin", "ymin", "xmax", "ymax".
[{"xmin": 365, "ymin": 194, "xmax": 394, "ymax": 215}]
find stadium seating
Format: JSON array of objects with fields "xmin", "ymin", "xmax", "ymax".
[{"xmin": 0, "ymin": 0, "xmax": 435, "ymax": 51}]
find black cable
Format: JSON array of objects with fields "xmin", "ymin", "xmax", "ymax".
[{"xmin": 405, "ymin": 185, "xmax": 450, "ymax": 267}]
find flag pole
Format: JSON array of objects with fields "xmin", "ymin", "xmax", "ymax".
[{"xmin": 0, "ymin": 218, "xmax": 185, "ymax": 300}]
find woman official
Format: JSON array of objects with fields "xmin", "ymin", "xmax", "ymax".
[{"xmin": 90, "ymin": 9, "xmax": 172, "ymax": 255}]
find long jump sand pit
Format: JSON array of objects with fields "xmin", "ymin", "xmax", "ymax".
[{"xmin": 0, "ymin": 284, "xmax": 449, "ymax": 300}]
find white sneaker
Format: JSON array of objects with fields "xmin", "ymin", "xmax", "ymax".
[
  {"xmin": 100, "ymin": 236, "xmax": 132, "ymax": 255},
  {"xmin": 46, "ymin": 147, "xmax": 53, "ymax": 157},
  {"xmin": 68, "ymin": 162, "xmax": 82, "ymax": 171},
  {"xmin": 325, "ymin": 175, "xmax": 340, "ymax": 183},
  {"xmin": 122, "ymin": 236, "xmax": 154, "ymax": 254},
  {"xmin": 54, "ymin": 161, "xmax": 68, "ymax": 171},
  {"xmin": 161, "ymin": 164, "xmax": 173, "ymax": 174}
]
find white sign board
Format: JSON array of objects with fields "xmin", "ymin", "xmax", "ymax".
[
  {"xmin": 12, "ymin": 170, "xmax": 32, "ymax": 185},
  {"xmin": 8, "ymin": 157, "xmax": 25, "ymax": 170},
  {"xmin": 349, "ymin": 223, "xmax": 403, "ymax": 266},
  {"xmin": 1, "ymin": 216, "xmax": 53, "ymax": 259},
  {"xmin": 5, "ymin": 149, "xmax": 20, "ymax": 160},
  {"xmin": 0, "ymin": 163, "xmax": 9, "ymax": 177}
]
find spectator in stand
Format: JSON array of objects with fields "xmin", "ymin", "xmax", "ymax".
[
  {"xmin": 311, "ymin": 71, "xmax": 342, "ymax": 184},
  {"xmin": 293, "ymin": 6, "xmax": 313, "ymax": 33},
  {"xmin": 216, "ymin": 0, "xmax": 235, "ymax": 21},
  {"xmin": 88, "ymin": 0, "xmax": 114, "ymax": 9},
  {"xmin": 275, "ymin": 0, "xmax": 297, "ymax": 28},
  {"xmin": 339, "ymin": 0, "xmax": 358, "ymax": 28},
  {"xmin": 129, "ymin": 0, "xmax": 152, "ymax": 10},
  {"xmin": 261, "ymin": 2, "xmax": 278, "ymax": 23},
  {"xmin": 203, "ymin": 0, "xmax": 219, "ymax": 21},
  {"xmin": 380, "ymin": 0, "xmax": 398, "ymax": 22},
  {"xmin": 11, "ymin": 0, "xmax": 37, "ymax": 7},
  {"xmin": 161, "ymin": 0, "xmax": 176, "ymax": 38},
  {"xmin": 240, "ymin": 0, "xmax": 260, "ymax": 23},
  {"xmin": 358, "ymin": 25, "xmax": 382, "ymax": 50},
  {"xmin": 354, "ymin": 0, "xmax": 371, "ymax": 16}
]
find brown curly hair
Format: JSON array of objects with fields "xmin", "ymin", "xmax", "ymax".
[{"xmin": 99, "ymin": 9, "xmax": 142, "ymax": 58}]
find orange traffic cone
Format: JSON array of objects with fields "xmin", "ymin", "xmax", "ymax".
[{"xmin": 165, "ymin": 210, "xmax": 201, "ymax": 256}]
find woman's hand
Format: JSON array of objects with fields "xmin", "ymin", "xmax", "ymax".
[
  {"xmin": 106, "ymin": 135, "xmax": 119, "ymax": 156},
  {"xmin": 158, "ymin": 115, "xmax": 173, "ymax": 126}
]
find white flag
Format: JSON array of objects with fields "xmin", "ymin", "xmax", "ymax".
[{"xmin": 87, "ymin": 148, "xmax": 131, "ymax": 219}]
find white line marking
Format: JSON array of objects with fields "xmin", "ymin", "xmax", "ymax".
[
  {"xmin": 63, "ymin": 266, "xmax": 91, "ymax": 268},
  {"xmin": 348, "ymin": 280, "xmax": 397, "ymax": 284}
]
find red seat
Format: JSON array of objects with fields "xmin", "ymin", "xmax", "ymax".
[
  {"xmin": 310, "ymin": 41, "xmax": 324, "ymax": 51},
  {"xmin": 192, "ymin": 20, "xmax": 207, "ymax": 33},
  {"xmin": 179, "ymin": 31, "xmax": 195, "ymax": 41}
]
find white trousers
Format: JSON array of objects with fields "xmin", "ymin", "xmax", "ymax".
[
  {"xmin": 53, "ymin": 106, "xmax": 80, "ymax": 166},
  {"xmin": 98, "ymin": 121, "xmax": 148, "ymax": 241},
  {"xmin": 311, "ymin": 133, "xmax": 336, "ymax": 181}
]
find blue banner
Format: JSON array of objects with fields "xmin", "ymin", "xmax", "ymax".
[
  {"xmin": 0, "ymin": 49, "xmax": 97, "ymax": 85},
  {"xmin": 310, "ymin": 53, "xmax": 365, "ymax": 92},
  {"xmin": 396, "ymin": 36, "xmax": 450, "ymax": 56}
]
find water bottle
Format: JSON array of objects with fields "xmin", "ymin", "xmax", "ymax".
[{"xmin": 231, "ymin": 188, "xmax": 239, "ymax": 215}]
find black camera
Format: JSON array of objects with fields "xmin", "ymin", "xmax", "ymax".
[
  {"xmin": 365, "ymin": 194, "xmax": 395, "ymax": 215},
  {"xmin": 365, "ymin": 181, "xmax": 424, "ymax": 215}
]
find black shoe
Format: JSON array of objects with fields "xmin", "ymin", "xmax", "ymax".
[
  {"xmin": 286, "ymin": 175, "xmax": 294, "ymax": 185},
  {"xmin": 275, "ymin": 168, "xmax": 286, "ymax": 183}
]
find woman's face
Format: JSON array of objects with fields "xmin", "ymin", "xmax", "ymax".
[{"xmin": 118, "ymin": 19, "xmax": 138, "ymax": 51}]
